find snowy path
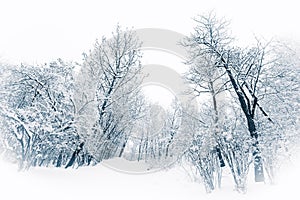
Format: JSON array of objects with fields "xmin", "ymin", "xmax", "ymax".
[{"xmin": 0, "ymin": 157, "xmax": 299, "ymax": 200}]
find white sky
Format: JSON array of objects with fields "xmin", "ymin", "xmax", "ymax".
[
  {"xmin": 141, "ymin": 84, "xmax": 175, "ymax": 108},
  {"xmin": 1, "ymin": 0, "xmax": 299, "ymax": 111},
  {"xmin": 0, "ymin": 0, "xmax": 299, "ymax": 64}
]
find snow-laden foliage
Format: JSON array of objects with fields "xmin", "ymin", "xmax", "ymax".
[
  {"xmin": 75, "ymin": 26, "xmax": 145, "ymax": 162},
  {"xmin": 182, "ymin": 12, "xmax": 300, "ymax": 192},
  {"xmin": 0, "ymin": 26, "xmax": 145, "ymax": 169},
  {"xmin": 0, "ymin": 60, "xmax": 94, "ymax": 169}
]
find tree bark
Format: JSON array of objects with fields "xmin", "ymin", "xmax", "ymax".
[
  {"xmin": 65, "ymin": 142, "xmax": 84, "ymax": 169},
  {"xmin": 223, "ymin": 63, "xmax": 264, "ymax": 182},
  {"xmin": 210, "ymin": 81, "xmax": 225, "ymax": 168},
  {"xmin": 118, "ymin": 136, "xmax": 128, "ymax": 157}
]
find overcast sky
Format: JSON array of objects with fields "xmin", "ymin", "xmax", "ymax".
[{"xmin": 0, "ymin": 0, "xmax": 299, "ymax": 64}]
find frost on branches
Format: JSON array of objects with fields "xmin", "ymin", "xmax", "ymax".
[
  {"xmin": 182, "ymin": 12, "xmax": 300, "ymax": 191},
  {"xmin": 0, "ymin": 60, "xmax": 93, "ymax": 169}
]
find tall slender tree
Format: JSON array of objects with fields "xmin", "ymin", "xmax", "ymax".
[
  {"xmin": 77, "ymin": 25, "xmax": 144, "ymax": 162},
  {"xmin": 181, "ymin": 13, "xmax": 282, "ymax": 182}
]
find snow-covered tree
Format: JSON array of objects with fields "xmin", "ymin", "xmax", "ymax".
[
  {"xmin": 182, "ymin": 13, "xmax": 268, "ymax": 182},
  {"xmin": 253, "ymin": 41, "xmax": 300, "ymax": 183},
  {"xmin": 115, "ymin": 97, "xmax": 188, "ymax": 173},
  {"xmin": 77, "ymin": 25, "xmax": 144, "ymax": 162},
  {"xmin": 182, "ymin": 12, "xmax": 300, "ymax": 189},
  {"xmin": 0, "ymin": 60, "xmax": 93, "ymax": 169}
]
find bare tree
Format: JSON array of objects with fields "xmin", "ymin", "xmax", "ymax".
[
  {"xmin": 185, "ymin": 54, "xmax": 227, "ymax": 162},
  {"xmin": 77, "ymin": 25, "xmax": 144, "ymax": 162},
  {"xmin": 0, "ymin": 60, "xmax": 92, "ymax": 169},
  {"xmin": 252, "ymin": 41, "xmax": 300, "ymax": 183},
  {"xmin": 181, "ymin": 13, "xmax": 285, "ymax": 183}
]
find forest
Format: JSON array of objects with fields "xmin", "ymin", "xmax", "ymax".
[{"xmin": 0, "ymin": 13, "xmax": 299, "ymax": 193}]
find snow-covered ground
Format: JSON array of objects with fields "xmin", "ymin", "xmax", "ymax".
[{"xmin": 1, "ymin": 154, "xmax": 299, "ymax": 200}]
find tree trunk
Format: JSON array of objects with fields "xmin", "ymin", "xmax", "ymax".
[
  {"xmin": 224, "ymin": 64, "xmax": 264, "ymax": 182},
  {"xmin": 246, "ymin": 116, "xmax": 264, "ymax": 182},
  {"xmin": 65, "ymin": 142, "xmax": 84, "ymax": 169},
  {"xmin": 210, "ymin": 81, "xmax": 225, "ymax": 168},
  {"xmin": 56, "ymin": 152, "xmax": 63, "ymax": 167},
  {"xmin": 118, "ymin": 136, "xmax": 128, "ymax": 158},
  {"xmin": 216, "ymin": 147, "xmax": 225, "ymax": 167},
  {"xmin": 137, "ymin": 138, "xmax": 143, "ymax": 161}
]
